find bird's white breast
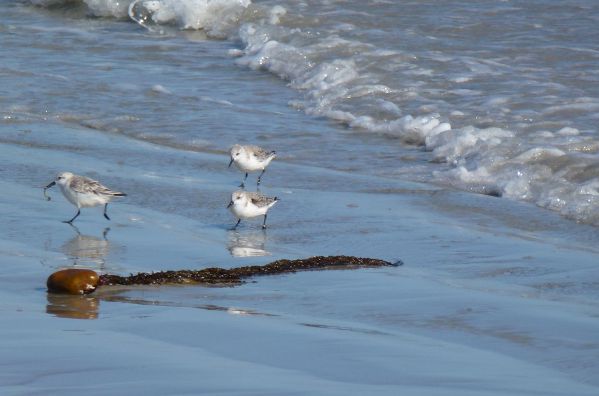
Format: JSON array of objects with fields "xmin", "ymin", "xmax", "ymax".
[
  {"xmin": 235, "ymin": 154, "xmax": 271, "ymax": 172},
  {"xmin": 230, "ymin": 200, "xmax": 269, "ymax": 219},
  {"xmin": 60, "ymin": 185, "xmax": 108, "ymax": 208}
]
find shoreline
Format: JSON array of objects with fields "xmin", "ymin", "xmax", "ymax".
[
  {"xmin": 1, "ymin": 120, "xmax": 599, "ymax": 394},
  {"xmin": 2, "ymin": 2, "xmax": 599, "ymax": 393}
]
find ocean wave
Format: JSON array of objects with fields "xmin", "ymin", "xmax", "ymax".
[
  {"xmin": 127, "ymin": 0, "xmax": 251, "ymax": 36},
  {"xmin": 23, "ymin": 0, "xmax": 599, "ymax": 225},
  {"xmin": 27, "ymin": 0, "xmax": 251, "ymax": 33},
  {"xmin": 429, "ymin": 126, "xmax": 599, "ymax": 223},
  {"xmin": 227, "ymin": 2, "xmax": 599, "ymax": 225},
  {"xmin": 28, "ymin": 0, "xmax": 130, "ymax": 17}
]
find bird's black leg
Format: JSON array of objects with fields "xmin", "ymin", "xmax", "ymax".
[
  {"xmin": 103, "ymin": 203, "xmax": 111, "ymax": 221},
  {"xmin": 257, "ymin": 169, "xmax": 266, "ymax": 186},
  {"xmin": 231, "ymin": 218, "xmax": 241, "ymax": 230},
  {"xmin": 262, "ymin": 214, "xmax": 268, "ymax": 229},
  {"xmin": 63, "ymin": 209, "xmax": 81, "ymax": 224},
  {"xmin": 239, "ymin": 173, "xmax": 248, "ymax": 188},
  {"xmin": 66, "ymin": 222, "xmax": 81, "ymax": 235}
]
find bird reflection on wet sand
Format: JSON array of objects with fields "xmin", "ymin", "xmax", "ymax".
[
  {"xmin": 227, "ymin": 229, "xmax": 270, "ymax": 257},
  {"xmin": 61, "ymin": 225, "xmax": 111, "ymax": 269}
]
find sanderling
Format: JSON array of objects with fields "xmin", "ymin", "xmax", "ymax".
[
  {"xmin": 227, "ymin": 190, "xmax": 278, "ymax": 229},
  {"xmin": 44, "ymin": 172, "xmax": 127, "ymax": 223},
  {"xmin": 228, "ymin": 144, "xmax": 276, "ymax": 187}
]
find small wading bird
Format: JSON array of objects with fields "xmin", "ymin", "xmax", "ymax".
[
  {"xmin": 228, "ymin": 144, "xmax": 276, "ymax": 188},
  {"xmin": 227, "ymin": 190, "xmax": 278, "ymax": 230},
  {"xmin": 44, "ymin": 172, "xmax": 127, "ymax": 223}
]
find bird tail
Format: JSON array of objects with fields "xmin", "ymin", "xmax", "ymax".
[{"xmin": 112, "ymin": 192, "xmax": 127, "ymax": 197}]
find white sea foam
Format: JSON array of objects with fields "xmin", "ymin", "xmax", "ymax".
[
  {"xmin": 427, "ymin": 127, "xmax": 514, "ymax": 164},
  {"xmin": 226, "ymin": 5, "xmax": 599, "ymax": 224},
  {"xmin": 429, "ymin": 123, "xmax": 599, "ymax": 222},
  {"xmin": 127, "ymin": 0, "xmax": 250, "ymax": 36},
  {"xmin": 233, "ymin": 19, "xmax": 456, "ymax": 150},
  {"xmin": 24, "ymin": 0, "xmax": 599, "ymax": 225},
  {"xmin": 85, "ymin": 0, "xmax": 131, "ymax": 17},
  {"xmin": 28, "ymin": 0, "xmax": 134, "ymax": 17},
  {"xmin": 543, "ymin": 100, "xmax": 599, "ymax": 116},
  {"xmin": 31, "ymin": 0, "xmax": 252, "ymax": 34},
  {"xmin": 150, "ymin": 84, "xmax": 171, "ymax": 94}
]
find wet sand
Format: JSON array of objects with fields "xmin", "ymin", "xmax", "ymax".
[{"xmin": 1, "ymin": 121, "xmax": 599, "ymax": 395}]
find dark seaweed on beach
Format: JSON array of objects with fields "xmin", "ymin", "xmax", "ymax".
[{"xmin": 98, "ymin": 255, "xmax": 400, "ymax": 287}]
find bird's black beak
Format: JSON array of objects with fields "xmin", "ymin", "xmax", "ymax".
[
  {"xmin": 227, "ymin": 201, "xmax": 233, "ymax": 208},
  {"xmin": 43, "ymin": 181, "xmax": 56, "ymax": 201},
  {"xmin": 228, "ymin": 158, "xmax": 234, "ymax": 168}
]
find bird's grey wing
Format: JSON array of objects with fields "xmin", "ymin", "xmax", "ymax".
[
  {"xmin": 249, "ymin": 146, "xmax": 275, "ymax": 161},
  {"xmin": 69, "ymin": 176, "xmax": 112, "ymax": 195},
  {"xmin": 249, "ymin": 192, "xmax": 277, "ymax": 207}
]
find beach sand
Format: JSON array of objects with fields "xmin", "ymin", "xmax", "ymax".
[{"xmin": 1, "ymin": 121, "xmax": 599, "ymax": 395}]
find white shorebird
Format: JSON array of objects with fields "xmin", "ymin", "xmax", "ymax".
[
  {"xmin": 227, "ymin": 190, "xmax": 278, "ymax": 230},
  {"xmin": 228, "ymin": 144, "xmax": 276, "ymax": 188},
  {"xmin": 44, "ymin": 172, "xmax": 127, "ymax": 223}
]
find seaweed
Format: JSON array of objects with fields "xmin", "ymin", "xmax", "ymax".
[{"xmin": 98, "ymin": 255, "xmax": 400, "ymax": 287}]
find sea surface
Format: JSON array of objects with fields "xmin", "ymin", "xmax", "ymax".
[
  {"xmin": 1, "ymin": 1, "xmax": 599, "ymax": 395},
  {"xmin": 5, "ymin": 0, "xmax": 599, "ymax": 224}
]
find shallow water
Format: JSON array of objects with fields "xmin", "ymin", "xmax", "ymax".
[
  {"xmin": 5, "ymin": 0, "xmax": 599, "ymax": 223},
  {"xmin": 1, "ymin": 1, "xmax": 599, "ymax": 395}
]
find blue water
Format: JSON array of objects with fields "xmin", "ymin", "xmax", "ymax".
[
  {"xmin": 2, "ymin": 1, "xmax": 599, "ymax": 395},
  {"xmin": 4, "ymin": 0, "xmax": 599, "ymax": 224}
]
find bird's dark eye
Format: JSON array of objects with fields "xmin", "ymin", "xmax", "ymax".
[{"xmin": 235, "ymin": 153, "xmax": 240, "ymax": 156}]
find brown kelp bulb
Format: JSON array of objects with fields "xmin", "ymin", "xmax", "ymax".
[{"xmin": 47, "ymin": 269, "xmax": 99, "ymax": 295}]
